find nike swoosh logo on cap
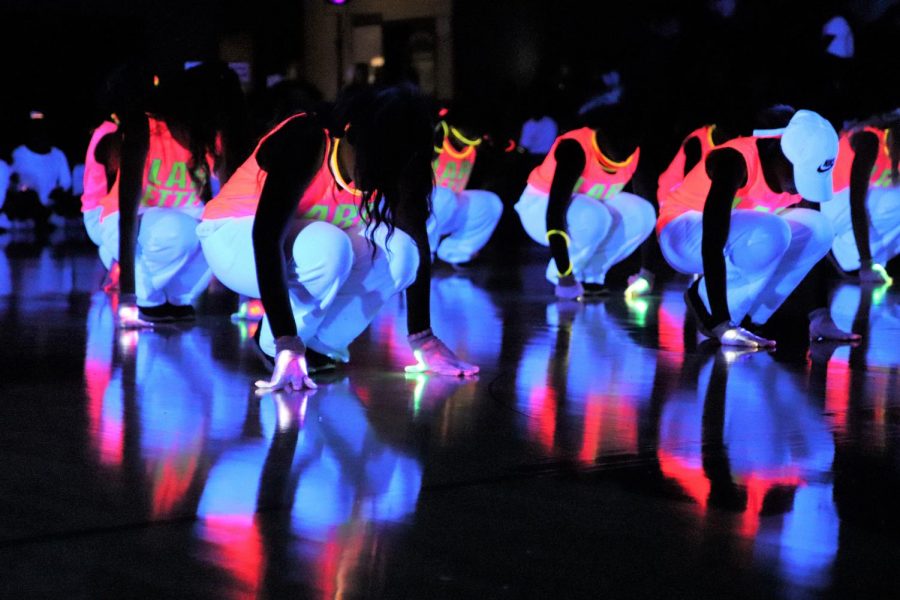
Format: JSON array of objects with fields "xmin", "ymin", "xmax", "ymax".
[{"xmin": 817, "ymin": 158, "xmax": 835, "ymax": 173}]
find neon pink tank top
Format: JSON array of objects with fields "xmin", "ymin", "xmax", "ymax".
[
  {"xmin": 99, "ymin": 117, "xmax": 209, "ymax": 221},
  {"xmin": 202, "ymin": 114, "xmax": 363, "ymax": 229},
  {"xmin": 82, "ymin": 120, "xmax": 118, "ymax": 213},
  {"xmin": 832, "ymin": 126, "xmax": 894, "ymax": 192},
  {"xmin": 526, "ymin": 127, "xmax": 639, "ymax": 200},
  {"xmin": 433, "ymin": 137, "xmax": 477, "ymax": 193},
  {"xmin": 657, "ymin": 125, "xmax": 719, "ymax": 204},
  {"xmin": 658, "ymin": 136, "xmax": 800, "ymax": 233}
]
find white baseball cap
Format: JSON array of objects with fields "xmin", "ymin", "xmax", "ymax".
[{"xmin": 780, "ymin": 110, "xmax": 838, "ymax": 203}]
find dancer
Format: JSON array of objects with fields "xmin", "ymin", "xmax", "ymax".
[
  {"xmin": 7, "ymin": 111, "xmax": 71, "ymax": 229},
  {"xmin": 198, "ymin": 85, "xmax": 478, "ymax": 389},
  {"xmin": 100, "ymin": 63, "xmax": 249, "ymax": 327},
  {"xmin": 428, "ymin": 107, "xmax": 503, "ymax": 266},
  {"xmin": 657, "ymin": 109, "xmax": 843, "ymax": 347},
  {"xmin": 515, "ymin": 103, "xmax": 657, "ymax": 299},
  {"xmin": 821, "ymin": 111, "xmax": 900, "ymax": 285}
]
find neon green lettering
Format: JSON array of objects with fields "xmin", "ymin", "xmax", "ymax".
[
  {"xmin": 332, "ymin": 204, "xmax": 359, "ymax": 228},
  {"xmin": 302, "ymin": 205, "xmax": 329, "ymax": 221},
  {"xmin": 147, "ymin": 160, "xmax": 163, "ymax": 185},
  {"xmin": 140, "ymin": 186, "xmax": 157, "ymax": 206},
  {"xmin": 874, "ymin": 169, "xmax": 892, "ymax": 188},
  {"xmin": 458, "ymin": 161, "xmax": 472, "ymax": 183},
  {"xmin": 587, "ymin": 183, "xmax": 607, "ymax": 199},
  {"xmin": 165, "ymin": 162, "xmax": 188, "ymax": 189}
]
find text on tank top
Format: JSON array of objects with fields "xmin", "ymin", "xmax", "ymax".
[
  {"xmin": 201, "ymin": 114, "xmax": 363, "ymax": 229},
  {"xmin": 433, "ymin": 134, "xmax": 477, "ymax": 193},
  {"xmin": 99, "ymin": 117, "xmax": 210, "ymax": 220},
  {"xmin": 657, "ymin": 136, "xmax": 800, "ymax": 232},
  {"xmin": 832, "ymin": 126, "xmax": 894, "ymax": 192},
  {"xmin": 527, "ymin": 127, "xmax": 639, "ymax": 200}
]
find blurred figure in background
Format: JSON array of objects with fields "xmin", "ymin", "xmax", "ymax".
[
  {"xmin": 821, "ymin": 109, "xmax": 900, "ymax": 285},
  {"xmin": 428, "ymin": 102, "xmax": 504, "ymax": 268},
  {"xmin": 7, "ymin": 111, "xmax": 71, "ymax": 231}
]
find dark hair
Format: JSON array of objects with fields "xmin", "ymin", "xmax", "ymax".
[
  {"xmin": 333, "ymin": 84, "xmax": 434, "ymax": 248},
  {"xmin": 755, "ymin": 104, "xmax": 796, "ymax": 130},
  {"xmin": 157, "ymin": 62, "xmax": 251, "ymax": 200},
  {"xmin": 99, "ymin": 63, "xmax": 157, "ymax": 122}
]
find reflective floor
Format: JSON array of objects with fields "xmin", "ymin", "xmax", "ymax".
[{"xmin": 3, "ymin": 234, "xmax": 900, "ymax": 599}]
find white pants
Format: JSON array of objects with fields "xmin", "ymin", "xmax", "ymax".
[
  {"xmin": 426, "ymin": 186, "xmax": 503, "ymax": 264},
  {"xmin": 820, "ymin": 187, "xmax": 900, "ymax": 271},
  {"xmin": 84, "ymin": 207, "xmax": 114, "ymax": 269},
  {"xmin": 659, "ymin": 208, "xmax": 834, "ymax": 324},
  {"xmin": 196, "ymin": 216, "xmax": 419, "ymax": 361},
  {"xmin": 515, "ymin": 184, "xmax": 656, "ymax": 284},
  {"xmin": 100, "ymin": 207, "xmax": 212, "ymax": 307}
]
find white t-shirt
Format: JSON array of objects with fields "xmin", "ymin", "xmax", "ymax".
[
  {"xmin": 520, "ymin": 116, "xmax": 559, "ymax": 155},
  {"xmin": 823, "ymin": 15, "xmax": 854, "ymax": 59},
  {"xmin": 11, "ymin": 145, "xmax": 72, "ymax": 205}
]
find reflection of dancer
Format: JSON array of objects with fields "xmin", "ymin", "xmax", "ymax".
[
  {"xmin": 428, "ymin": 109, "xmax": 503, "ymax": 267},
  {"xmin": 821, "ymin": 112, "xmax": 900, "ymax": 284},
  {"xmin": 656, "ymin": 350, "xmax": 837, "ymax": 586},
  {"xmin": 516, "ymin": 103, "xmax": 656, "ymax": 300},
  {"xmin": 658, "ymin": 109, "xmax": 846, "ymax": 347},
  {"xmin": 197, "ymin": 381, "xmax": 425, "ymax": 595},
  {"xmin": 199, "ymin": 85, "xmax": 477, "ymax": 390},
  {"xmin": 100, "ymin": 63, "xmax": 248, "ymax": 327}
]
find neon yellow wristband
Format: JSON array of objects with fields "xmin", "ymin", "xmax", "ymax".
[{"xmin": 546, "ymin": 229, "xmax": 571, "ymax": 247}]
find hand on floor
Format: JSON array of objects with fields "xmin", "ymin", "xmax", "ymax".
[
  {"xmin": 116, "ymin": 303, "xmax": 153, "ymax": 330},
  {"xmin": 809, "ymin": 308, "xmax": 862, "ymax": 343},
  {"xmin": 712, "ymin": 321, "xmax": 776, "ymax": 348},
  {"xmin": 406, "ymin": 331, "xmax": 479, "ymax": 377},
  {"xmin": 255, "ymin": 349, "xmax": 318, "ymax": 392},
  {"xmin": 859, "ymin": 263, "xmax": 893, "ymax": 287},
  {"xmin": 555, "ymin": 273, "xmax": 584, "ymax": 301}
]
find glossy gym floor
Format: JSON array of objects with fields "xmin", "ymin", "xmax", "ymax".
[{"xmin": 2, "ymin": 230, "xmax": 900, "ymax": 599}]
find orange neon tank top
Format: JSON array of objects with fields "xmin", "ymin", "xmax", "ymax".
[
  {"xmin": 657, "ymin": 125, "xmax": 719, "ymax": 204},
  {"xmin": 202, "ymin": 114, "xmax": 363, "ymax": 229},
  {"xmin": 433, "ymin": 136, "xmax": 477, "ymax": 193},
  {"xmin": 82, "ymin": 120, "xmax": 118, "ymax": 213},
  {"xmin": 657, "ymin": 136, "xmax": 801, "ymax": 233},
  {"xmin": 832, "ymin": 126, "xmax": 894, "ymax": 192},
  {"xmin": 99, "ymin": 116, "xmax": 210, "ymax": 221},
  {"xmin": 526, "ymin": 127, "xmax": 639, "ymax": 200}
]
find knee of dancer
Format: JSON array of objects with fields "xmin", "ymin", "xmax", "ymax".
[
  {"xmin": 292, "ymin": 221, "xmax": 355, "ymax": 283},
  {"xmin": 141, "ymin": 211, "xmax": 200, "ymax": 256},
  {"xmin": 385, "ymin": 230, "xmax": 421, "ymax": 291},
  {"xmin": 630, "ymin": 196, "xmax": 659, "ymax": 238},
  {"xmin": 806, "ymin": 213, "xmax": 836, "ymax": 258},
  {"xmin": 479, "ymin": 191, "xmax": 504, "ymax": 224},
  {"xmin": 731, "ymin": 213, "xmax": 792, "ymax": 270},
  {"xmin": 568, "ymin": 197, "xmax": 613, "ymax": 240}
]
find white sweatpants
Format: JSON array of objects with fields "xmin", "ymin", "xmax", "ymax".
[
  {"xmin": 659, "ymin": 208, "xmax": 834, "ymax": 324},
  {"xmin": 100, "ymin": 207, "xmax": 212, "ymax": 307},
  {"xmin": 426, "ymin": 186, "xmax": 503, "ymax": 264},
  {"xmin": 820, "ymin": 187, "xmax": 900, "ymax": 271},
  {"xmin": 196, "ymin": 216, "xmax": 419, "ymax": 361},
  {"xmin": 84, "ymin": 206, "xmax": 113, "ymax": 269},
  {"xmin": 515, "ymin": 184, "xmax": 656, "ymax": 284}
]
